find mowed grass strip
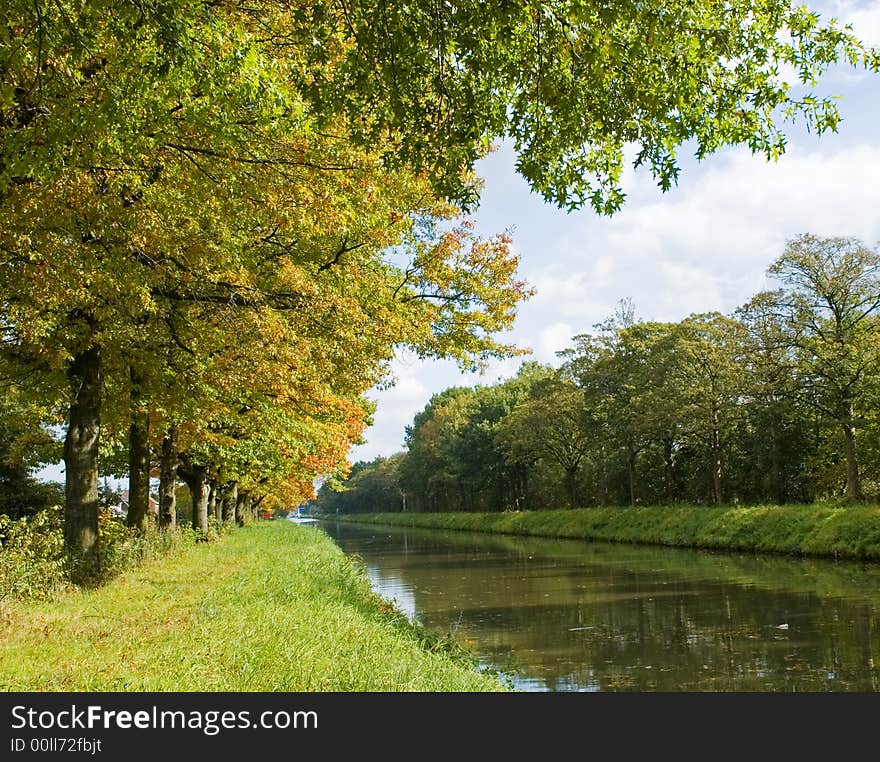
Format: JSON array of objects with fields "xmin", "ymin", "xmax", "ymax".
[
  {"xmin": 0, "ymin": 522, "xmax": 502, "ymax": 691},
  {"xmin": 336, "ymin": 503, "xmax": 880, "ymax": 561}
]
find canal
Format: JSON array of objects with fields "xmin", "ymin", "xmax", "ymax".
[{"xmin": 321, "ymin": 520, "xmax": 880, "ymax": 691}]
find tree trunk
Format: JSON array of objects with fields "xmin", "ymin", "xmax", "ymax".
[
  {"xmin": 222, "ymin": 482, "xmax": 238, "ymax": 523},
  {"xmin": 207, "ymin": 481, "xmax": 218, "ymax": 522},
  {"xmin": 842, "ymin": 415, "xmax": 863, "ymax": 501},
  {"xmin": 712, "ymin": 445, "xmax": 723, "ymax": 504},
  {"xmin": 192, "ymin": 476, "xmax": 210, "ymax": 533},
  {"xmin": 769, "ymin": 414, "xmax": 785, "ymax": 504},
  {"xmin": 126, "ymin": 366, "xmax": 151, "ymax": 530},
  {"xmin": 564, "ymin": 467, "xmax": 578, "ymax": 509},
  {"xmin": 627, "ymin": 448, "xmax": 638, "ymax": 506},
  {"xmin": 663, "ymin": 437, "xmax": 674, "ymax": 504},
  {"xmin": 711, "ymin": 408, "xmax": 723, "ymax": 505},
  {"xmin": 193, "ymin": 478, "xmax": 210, "ymax": 533},
  {"xmin": 235, "ymin": 490, "xmax": 249, "ymax": 526},
  {"xmin": 158, "ymin": 426, "xmax": 178, "ymax": 529},
  {"xmin": 63, "ymin": 346, "xmax": 102, "ymax": 576},
  {"xmin": 180, "ymin": 464, "xmax": 210, "ymax": 533},
  {"xmin": 599, "ymin": 444, "xmax": 609, "ymax": 505}
]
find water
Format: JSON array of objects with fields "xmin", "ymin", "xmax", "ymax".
[{"xmin": 321, "ymin": 521, "xmax": 880, "ymax": 691}]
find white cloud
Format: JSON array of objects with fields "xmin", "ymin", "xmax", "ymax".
[
  {"xmin": 535, "ymin": 322, "xmax": 575, "ymax": 362},
  {"xmin": 351, "ymin": 360, "xmax": 429, "ymax": 462},
  {"xmin": 832, "ymin": 0, "xmax": 880, "ymax": 46},
  {"xmin": 531, "ymin": 142, "xmax": 880, "ymax": 325}
]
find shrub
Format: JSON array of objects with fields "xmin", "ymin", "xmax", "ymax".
[
  {"xmin": 0, "ymin": 506, "xmax": 202, "ymax": 600},
  {"xmin": 91, "ymin": 510, "xmax": 199, "ymax": 585},
  {"xmin": 0, "ymin": 505, "xmax": 68, "ymax": 601}
]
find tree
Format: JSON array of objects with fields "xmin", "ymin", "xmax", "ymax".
[
  {"xmin": 561, "ymin": 307, "xmax": 687, "ymax": 506},
  {"xmin": 562, "ymin": 310, "xmax": 746, "ymax": 505},
  {"xmin": 399, "ymin": 366, "xmax": 549, "ymax": 513},
  {"xmin": 312, "ymin": 455, "xmax": 406, "ymax": 515},
  {"xmin": 0, "ymin": 4, "xmax": 531, "ymax": 562},
  {"xmin": 499, "ymin": 376, "xmax": 593, "ymax": 508},
  {"xmin": 736, "ymin": 292, "xmax": 816, "ymax": 503},
  {"xmin": 610, "ymin": 322, "xmax": 689, "ymax": 505},
  {"xmin": 302, "ymin": 1, "xmax": 880, "ymax": 209},
  {"xmin": 399, "ymin": 388, "xmax": 478, "ymax": 513},
  {"xmin": 5, "ymin": 3, "xmax": 877, "ymax": 212},
  {"xmin": 674, "ymin": 314, "xmax": 747, "ymax": 504},
  {"xmin": 0, "ymin": 384, "xmax": 63, "ymax": 518},
  {"xmin": 767, "ymin": 234, "xmax": 880, "ymax": 501}
]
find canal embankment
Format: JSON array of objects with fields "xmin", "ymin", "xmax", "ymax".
[
  {"xmin": 0, "ymin": 521, "xmax": 503, "ymax": 691},
  {"xmin": 331, "ymin": 503, "xmax": 880, "ymax": 562}
]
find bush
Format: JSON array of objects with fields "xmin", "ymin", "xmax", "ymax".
[
  {"xmin": 0, "ymin": 505, "xmax": 68, "ymax": 601},
  {"xmin": 207, "ymin": 515, "xmax": 237, "ymax": 540},
  {"xmin": 0, "ymin": 506, "xmax": 202, "ymax": 601},
  {"xmin": 91, "ymin": 510, "xmax": 199, "ymax": 585}
]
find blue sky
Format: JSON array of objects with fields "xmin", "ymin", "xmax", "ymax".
[{"xmin": 349, "ymin": 0, "xmax": 880, "ymax": 465}]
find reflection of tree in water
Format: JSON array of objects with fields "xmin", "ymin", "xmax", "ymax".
[
  {"xmin": 443, "ymin": 573, "xmax": 880, "ymax": 691},
  {"xmin": 325, "ymin": 523, "xmax": 880, "ymax": 691}
]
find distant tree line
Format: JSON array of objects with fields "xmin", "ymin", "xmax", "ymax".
[{"xmin": 313, "ymin": 234, "xmax": 880, "ymax": 514}]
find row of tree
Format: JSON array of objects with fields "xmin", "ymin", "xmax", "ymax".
[
  {"xmin": 1, "ymin": 2, "xmax": 876, "ymax": 575},
  {"xmin": 0, "ymin": 1, "xmax": 533, "ymax": 577},
  {"xmin": 314, "ymin": 235, "xmax": 880, "ymax": 514}
]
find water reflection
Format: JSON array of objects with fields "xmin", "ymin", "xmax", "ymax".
[{"xmin": 321, "ymin": 521, "xmax": 880, "ymax": 691}]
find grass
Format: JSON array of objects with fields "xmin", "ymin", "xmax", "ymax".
[
  {"xmin": 0, "ymin": 521, "xmax": 503, "ymax": 691},
  {"xmin": 332, "ymin": 503, "xmax": 880, "ymax": 562}
]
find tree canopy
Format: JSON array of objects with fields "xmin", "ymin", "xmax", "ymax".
[
  {"xmin": 294, "ymin": 0, "xmax": 879, "ymax": 209},
  {"xmin": 4, "ymin": 1, "xmax": 879, "ymax": 211}
]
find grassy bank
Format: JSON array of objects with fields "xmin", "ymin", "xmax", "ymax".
[
  {"xmin": 333, "ymin": 503, "xmax": 880, "ymax": 561},
  {"xmin": 0, "ymin": 521, "xmax": 503, "ymax": 691}
]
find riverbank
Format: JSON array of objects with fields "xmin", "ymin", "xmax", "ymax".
[
  {"xmin": 0, "ymin": 521, "xmax": 503, "ymax": 691},
  {"xmin": 332, "ymin": 503, "xmax": 880, "ymax": 561}
]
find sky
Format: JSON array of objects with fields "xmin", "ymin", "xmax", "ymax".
[{"xmin": 347, "ymin": 0, "xmax": 880, "ymax": 465}]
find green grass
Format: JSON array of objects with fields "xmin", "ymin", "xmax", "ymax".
[
  {"xmin": 334, "ymin": 503, "xmax": 880, "ymax": 562},
  {"xmin": 0, "ymin": 521, "xmax": 503, "ymax": 691}
]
